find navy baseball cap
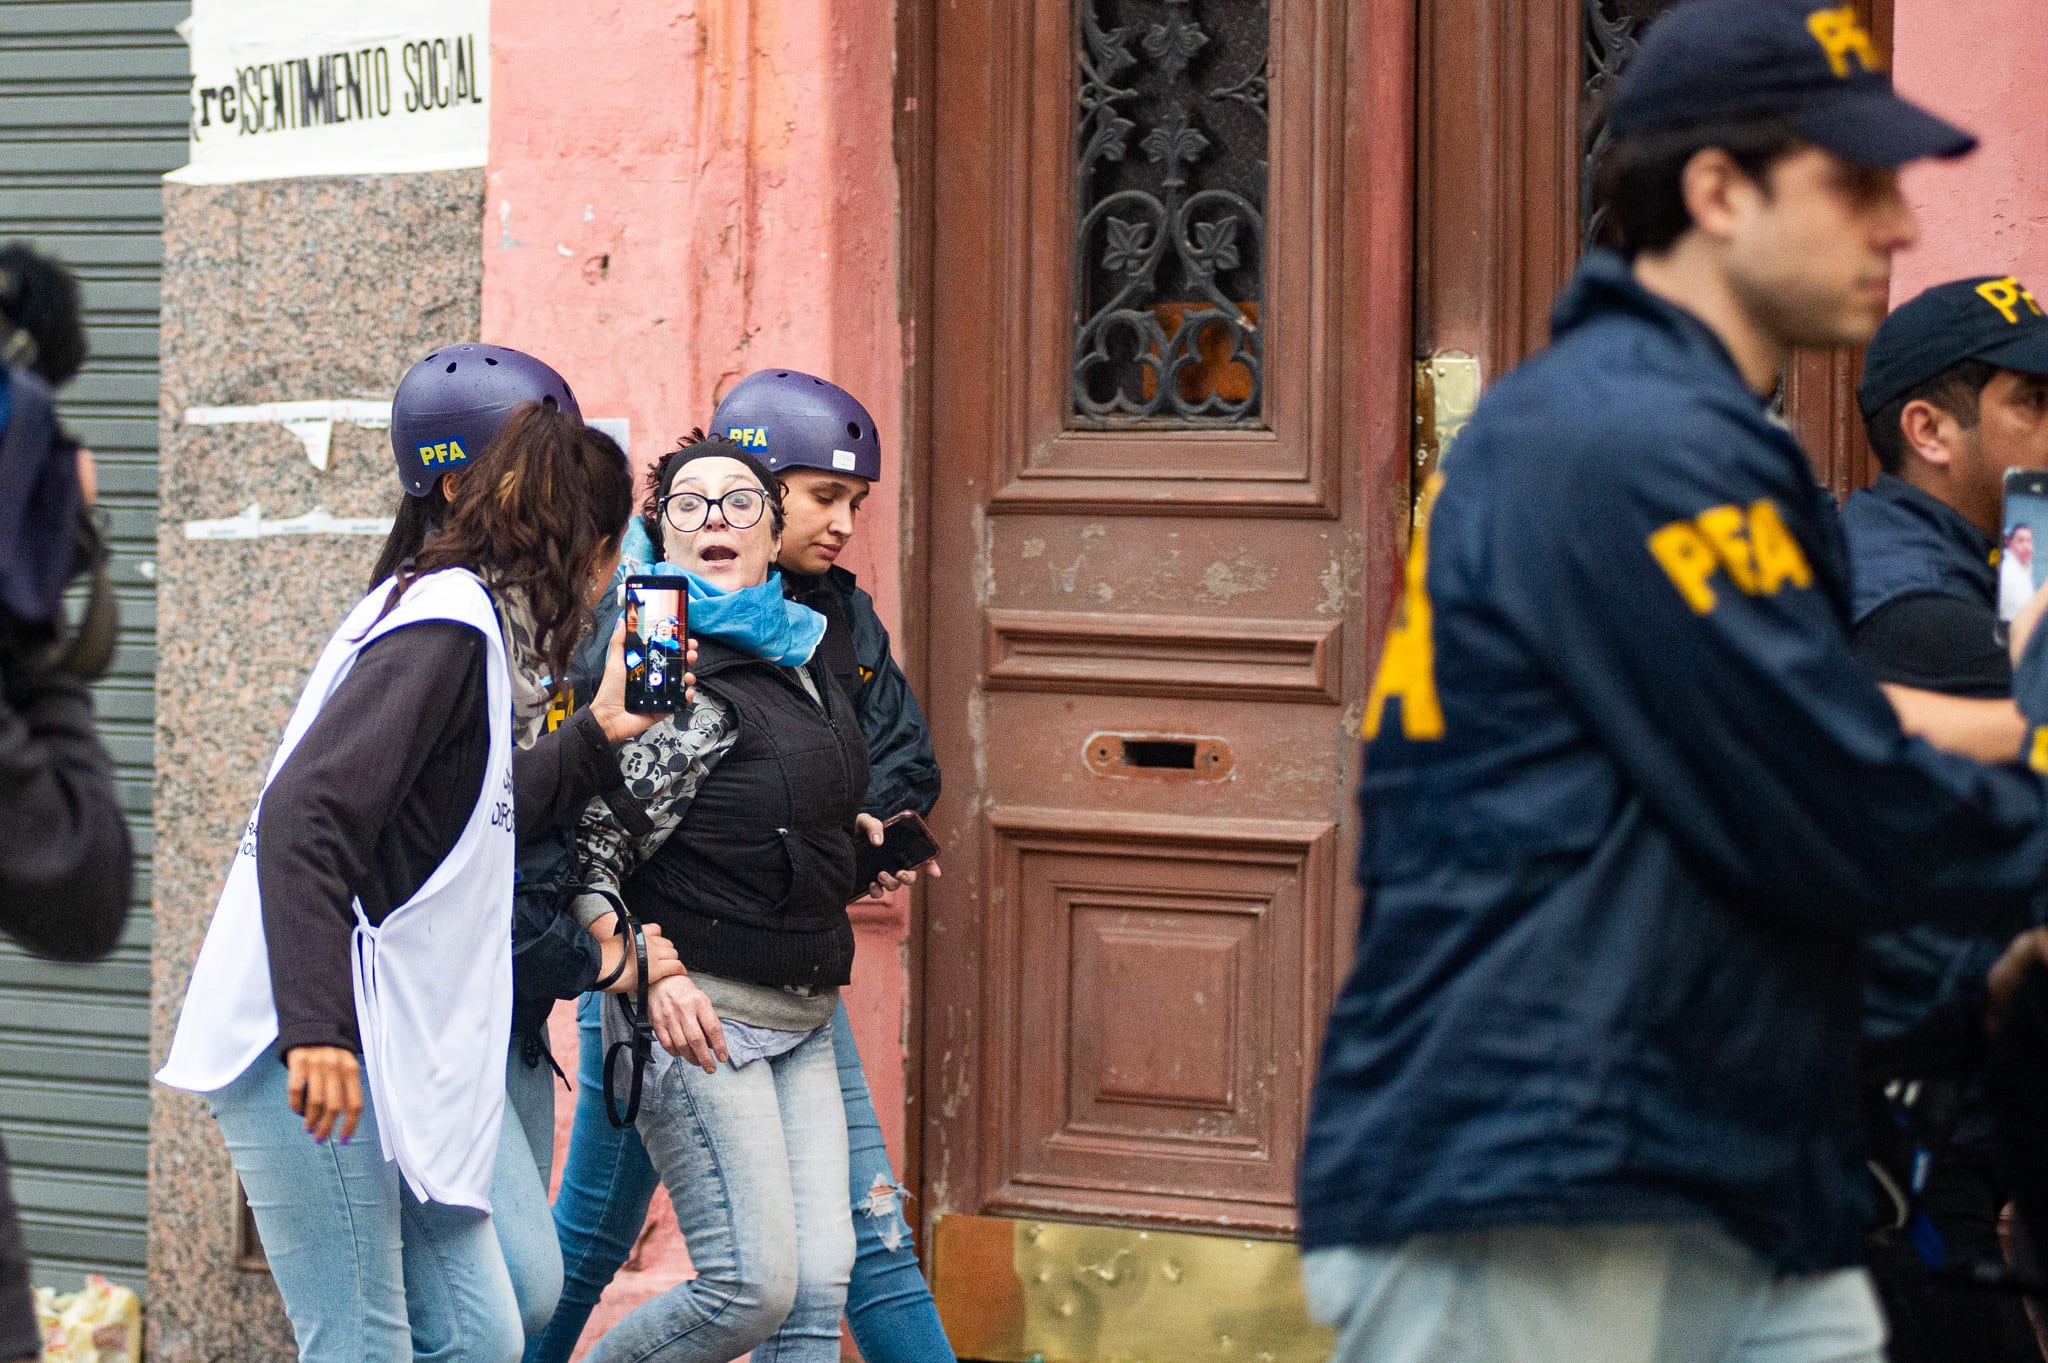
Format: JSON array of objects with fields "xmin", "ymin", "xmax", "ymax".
[
  {"xmin": 1859, "ymin": 277, "xmax": 2048, "ymax": 416},
  {"xmin": 1610, "ymin": 0, "xmax": 1975, "ymax": 169}
]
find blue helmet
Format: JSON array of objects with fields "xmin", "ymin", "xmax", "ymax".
[
  {"xmin": 709, "ymin": 369, "xmax": 881, "ymax": 482},
  {"xmin": 390, "ymin": 343, "xmax": 581, "ymax": 496}
]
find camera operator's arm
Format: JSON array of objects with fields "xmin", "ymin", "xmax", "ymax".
[{"xmin": 0, "ymin": 664, "xmax": 130, "ymax": 961}]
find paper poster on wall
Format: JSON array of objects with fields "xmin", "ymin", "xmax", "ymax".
[{"xmin": 167, "ymin": 0, "xmax": 490, "ymax": 185}]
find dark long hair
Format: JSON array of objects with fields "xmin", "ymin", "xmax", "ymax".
[
  {"xmin": 368, "ymin": 480, "xmax": 450, "ymax": 589},
  {"xmin": 384, "ymin": 404, "xmax": 634, "ymax": 686}
]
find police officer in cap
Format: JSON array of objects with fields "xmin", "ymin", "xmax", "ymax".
[
  {"xmin": 1841, "ymin": 277, "xmax": 2048, "ymax": 1361},
  {"xmin": 1300, "ymin": 2, "xmax": 2048, "ymax": 1359}
]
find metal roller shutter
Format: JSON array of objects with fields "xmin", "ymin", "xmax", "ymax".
[{"xmin": 0, "ymin": 0, "xmax": 188, "ymax": 1295}]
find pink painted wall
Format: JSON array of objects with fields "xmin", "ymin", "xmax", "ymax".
[
  {"xmin": 1890, "ymin": 0, "xmax": 2048, "ymax": 302},
  {"xmin": 483, "ymin": 0, "xmax": 911, "ymax": 1350}
]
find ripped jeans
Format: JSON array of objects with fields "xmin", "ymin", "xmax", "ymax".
[{"xmin": 522, "ymin": 996, "xmax": 955, "ymax": 1363}]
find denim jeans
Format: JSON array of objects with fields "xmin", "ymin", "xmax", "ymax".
[
  {"xmin": 208, "ymin": 1043, "xmax": 525, "ymax": 1363},
  {"xmin": 525, "ymin": 995, "xmax": 956, "ymax": 1363},
  {"xmin": 1303, "ymin": 1223, "xmax": 1886, "ymax": 1363},
  {"xmin": 583, "ymin": 1022, "xmax": 853, "ymax": 1363},
  {"xmin": 469, "ymin": 1039, "xmax": 563, "ymax": 1345}
]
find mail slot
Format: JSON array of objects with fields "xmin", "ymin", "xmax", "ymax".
[{"xmin": 1084, "ymin": 732, "xmax": 1233, "ymax": 782}]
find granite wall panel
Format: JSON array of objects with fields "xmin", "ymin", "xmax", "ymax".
[{"xmin": 146, "ymin": 170, "xmax": 483, "ymax": 1362}]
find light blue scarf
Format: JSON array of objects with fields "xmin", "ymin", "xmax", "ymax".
[{"xmin": 632, "ymin": 545, "xmax": 825, "ymax": 667}]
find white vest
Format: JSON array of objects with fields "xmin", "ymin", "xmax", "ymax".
[{"xmin": 157, "ymin": 569, "xmax": 516, "ymax": 1212}]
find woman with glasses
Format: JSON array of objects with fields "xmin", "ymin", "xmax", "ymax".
[{"xmin": 567, "ymin": 433, "xmax": 866, "ymax": 1363}]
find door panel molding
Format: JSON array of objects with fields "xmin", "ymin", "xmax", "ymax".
[
  {"xmin": 978, "ymin": 808, "xmax": 1336, "ymax": 1234},
  {"xmin": 985, "ymin": 609, "xmax": 1342, "ymax": 703}
]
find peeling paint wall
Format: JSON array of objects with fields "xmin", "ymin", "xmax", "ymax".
[
  {"xmin": 482, "ymin": 0, "xmax": 911, "ymax": 1338},
  {"xmin": 1891, "ymin": 2, "xmax": 2048, "ymax": 301}
]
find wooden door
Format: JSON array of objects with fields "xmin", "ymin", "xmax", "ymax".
[{"xmin": 912, "ymin": 0, "xmax": 1412, "ymax": 1242}]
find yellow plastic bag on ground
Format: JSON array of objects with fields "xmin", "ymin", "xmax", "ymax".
[{"xmin": 32, "ymin": 1274, "xmax": 141, "ymax": 1363}]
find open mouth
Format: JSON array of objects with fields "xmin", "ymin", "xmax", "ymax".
[{"xmin": 699, "ymin": 545, "xmax": 740, "ymax": 564}]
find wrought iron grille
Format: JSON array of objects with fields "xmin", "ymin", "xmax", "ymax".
[
  {"xmin": 1072, "ymin": 0, "xmax": 1269, "ymax": 427},
  {"xmin": 1581, "ymin": 0, "xmax": 1680, "ymax": 254}
]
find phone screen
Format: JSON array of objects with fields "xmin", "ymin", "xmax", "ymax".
[
  {"xmin": 2001, "ymin": 470, "xmax": 2048, "ymax": 628},
  {"xmin": 622, "ymin": 577, "xmax": 689, "ymax": 713}
]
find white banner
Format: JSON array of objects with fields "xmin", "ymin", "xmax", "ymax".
[{"xmin": 168, "ymin": 0, "xmax": 491, "ymax": 186}]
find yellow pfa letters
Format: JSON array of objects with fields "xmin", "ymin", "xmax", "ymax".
[
  {"xmin": 1976, "ymin": 277, "xmax": 2044, "ymax": 326},
  {"xmin": 1363, "ymin": 472, "xmax": 1447, "ymax": 741},
  {"xmin": 1649, "ymin": 499, "xmax": 1813, "ymax": 615},
  {"xmin": 1806, "ymin": 6, "xmax": 1882, "ymax": 78}
]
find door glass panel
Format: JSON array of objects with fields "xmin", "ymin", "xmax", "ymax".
[{"xmin": 1073, "ymin": 0, "xmax": 1269, "ymax": 428}]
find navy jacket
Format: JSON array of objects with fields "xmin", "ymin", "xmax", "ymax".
[
  {"xmin": 1301, "ymin": 251, "xmax": 2048, "ymax": 1273},
  {"xmin": 1842, "ymin": 474, "xmax": 1999, "ymax": 630},
  {"xmin": 1840, "ymin": 476, "xmax": 2024, "ymax": 1078},
  {"xmin": 784, "ymin": 565, "xmax": 942, "ymax": 820}
]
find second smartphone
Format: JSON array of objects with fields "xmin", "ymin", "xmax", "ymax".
[{"xmin": 621, "ymin": 575, "xmax": 690, "ymax": 713}]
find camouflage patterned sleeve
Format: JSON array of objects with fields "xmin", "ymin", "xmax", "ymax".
[{"xmin": 570, "ymin": 692, "xmax": 736, "ymax": 924}]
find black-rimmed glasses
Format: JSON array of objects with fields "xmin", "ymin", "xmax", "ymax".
[{"xmin": 661, "ymin": 487, "xmax": 769, "ymax": 534}]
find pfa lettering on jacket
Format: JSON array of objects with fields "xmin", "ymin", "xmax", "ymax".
[
  {"xmin": 1363, "ymin": 472, "xmax": 1446, "ymax": 743},
  {"xmin": 1648, "ymin": 499, "xmax": 1813, "ymax": 615}
]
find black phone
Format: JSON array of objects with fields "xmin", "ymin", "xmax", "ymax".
[
  {"xmin": 2000, "ymin": 469, "xmax": 2048, "ymax": 640},
  {"xmin": 620, "ymin": 576, "xmax": 689, "ymax": 714},
  {"xmin": 853, "ymin": 811, "xmax": 940, "ymax": 892}
]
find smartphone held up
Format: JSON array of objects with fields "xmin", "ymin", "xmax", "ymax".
[{"xmin": 620, "ymin": 576, "xmax": 690, "ymax": 714}]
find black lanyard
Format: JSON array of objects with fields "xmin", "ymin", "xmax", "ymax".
[{"xmin": 579, "ymin": 885, "xmax": 655, "ymax": 1129}]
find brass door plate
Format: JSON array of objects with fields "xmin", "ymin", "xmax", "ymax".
[{"xmin": 931, "ymin": 1213, "xmax": 1332, "ymax": 1363}]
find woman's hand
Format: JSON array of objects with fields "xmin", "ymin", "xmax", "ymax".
[
  {"xmin": 597, "ymin": 921, "xmax": 683, "ymax": 993},
  {"xmin": 285, "ymin": 1045, "xmax": 363, "ymax": 1143},
  {"xmin": 647, "ymin": 973, "xmax": 728, "ymax": 1074},
  {"xmin": 588, "ymin": 623, "xmax": 699, "ymax": 745},
  {"xmin": 853, "ymin": 813, "xmax": 943, "ymax": 900}
]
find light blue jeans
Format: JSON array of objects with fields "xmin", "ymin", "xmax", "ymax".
[
  {"xmin": 524, "ymin": 996, "xmax": 955, "ymax": 1363},
  {"xmin": 583, "ymin": 1022, "xmax": 853, "ymax": 1363},
  {"xmin": 482, "ymin": 1039, "xmax": 563, "ymax": 1344},
  {"xmin": 1303, "ymin": 1222, "xmax": 1887, "ymax": 1363},
  {"xmin": 208, "ymin": 1042, "xmax": 525, "ymax": 1363}
]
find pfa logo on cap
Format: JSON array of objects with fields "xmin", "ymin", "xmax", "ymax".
[
  {"xmin": 727, "ymin": 426, "xmax": 770, "ymax": 450},
  {"xmin": 1806, "ymin": 4, "xmax": 1883, "ymax": 78},
  {"xmin": 1976, "ymin": 278, "xmax": 2044, "ymax": 326}
]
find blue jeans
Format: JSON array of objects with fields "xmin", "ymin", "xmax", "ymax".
[
  {"xmin": 482, "ymin": 1039, "xmax": 564, "ymax": 1343},
  {"xmin": 208, "ymin": 1043, "xmax": 525, "ymax": 1363},
  {"xmin": 525, "ymin": 996, "xmax": 955, "ymax": 1363},
  {"xmin": 585, "ymin": 1022, "xmax": 852, "ymax": 1362}
]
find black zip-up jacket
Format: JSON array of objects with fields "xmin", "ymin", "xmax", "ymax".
[
  {"xmin": 625, "ymin": 638, "xmax": 870, "ymax": 987},
  {"xmin": 1302, "ymin": 250, "xmax": 2048, "ymax": 1274}
]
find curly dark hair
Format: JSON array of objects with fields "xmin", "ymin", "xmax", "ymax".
[
  {"xmin": 640, "ymin": 430, "xmax": 785, "ymax": 558},
  {"xmin": 383, "ymin": 403, "xmax": 634, "ymax": 687}
]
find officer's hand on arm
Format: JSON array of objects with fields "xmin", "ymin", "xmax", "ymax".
[
  {"xmin": 1882, "ymin": 685, "xmax": 2028, "ymax": 764},
  {"xmin": 647, "ymin": 973, "xmax": 727, "ymax": 1073},
  {"xmin": 1986, "ymin": 927, "xmax": 2048, "ymax": 1034},
  {"xmin": 285, "ymin": 1045, "xmax": 362, "ymax": 1143},
  {"xmin": 588, "ymin": 623, "xmax": 697, "ymax": 744}
]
